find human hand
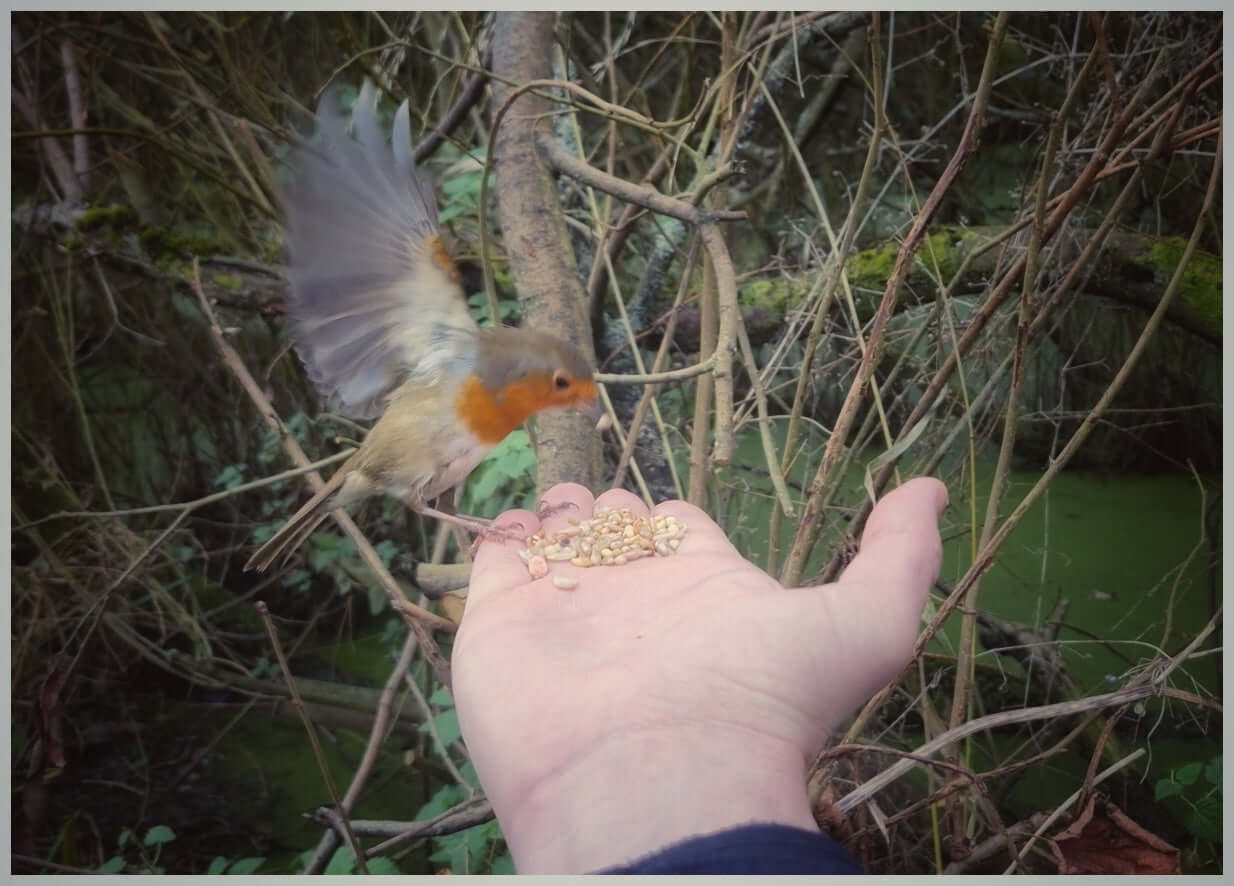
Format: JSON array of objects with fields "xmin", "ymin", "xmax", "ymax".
[{"xmin": 452, "ymin": 478, "xmax": 947, "ymax": 872}]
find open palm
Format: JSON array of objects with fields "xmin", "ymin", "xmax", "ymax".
[{"xmin": 452, "ymin": 479, "xmax": 945, "ymax": 871}]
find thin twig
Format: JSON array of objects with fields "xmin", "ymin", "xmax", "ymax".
[
  {"xmin": 257, "ymin": 600, "xmax": 369, "ymax": 874},
  {"xmin": 539, "ymin": 138, "xmax": 746, "ymax": 224},
  {"xmin": 188, "ymin": 260, "xmax": 456, "ymax": 680},
  {"xmin": 306, "ymin": 630, "xmax": 419, "ymax": 873},
  {"xmin": 780, "ymin": 12, "xmax": 1010, "ymax": 588},
  {"xmin": 16, "ymin": 451, "xmax": 353, "ymax": 530}
]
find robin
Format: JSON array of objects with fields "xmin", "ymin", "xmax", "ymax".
[{"xmin": 245, "ymin": 80, "xmax": 602, "ymax": 573}]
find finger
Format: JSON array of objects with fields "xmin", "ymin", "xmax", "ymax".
[
  {"xmin": 536, "ymin": 482, "xmax": 596, "ymax": 534},
  {"xmin": 839, "ymin": 477, "xmax": 947, "ymax": 598},
  {"xmin": 653, "ymin": 499, "xmax": 742, "ymax": 557},
  {"xmin": 755, "ymin": 478, "xmax": 947, "ymax": 727},
  {"xmin": 468, "ymin": 507, "xmax": 539, "ymax": 608},
  {"xmin": 825, "ymin": 476, "xmax": 947, "ymax": 668},
  {"xmin": 593, "ymin": 488, "xmax": 650, "ymax": 516}
]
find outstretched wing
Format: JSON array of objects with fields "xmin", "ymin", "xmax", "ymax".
[{"xmin": 283, "ymin": 79, "xmax": 476, "ymax": 419}]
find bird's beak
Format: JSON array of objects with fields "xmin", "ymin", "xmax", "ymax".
[{"xmin": 587, "ymin": 389, "xmax": 611, "ymax": 432}]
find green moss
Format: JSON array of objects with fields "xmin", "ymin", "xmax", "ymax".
[
  {"xmin": 845, "ymin": 225, "xmax": 982, "ymax": 288},
  {"xmin": 739, "ymin": 277, "xmax": 812, "ymax": 318},
  {"xmin": 919, "ymin": 226, "xmax": 983, "ymax": 281},
  {"xmin": 1140, "ymin": 236, "xmax": 1222, "ymax": 328},
  {"xmin": 846, "ymin": 242, "xmax": 898, "ymax": 286},
  {"xmin": 211, "ymin": 273, "xmax": 244, "ymax": 291},
  {"xmin": 74, "ymin": 204, "xmax": 138, "ymax": 232},
  {"xmin": 139, "ymin": 223, "xmax": 225, "ymax": 260}
]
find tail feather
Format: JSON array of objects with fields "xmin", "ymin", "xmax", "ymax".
[{"xmin": 245, "ymin": 473, "xmax": 348, "ymax": 573}]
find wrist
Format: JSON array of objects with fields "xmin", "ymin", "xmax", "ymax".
[{"xmin": 488, "ymin": 723, "xmax": 819, "ymax": 873}]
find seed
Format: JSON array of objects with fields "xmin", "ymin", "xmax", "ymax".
[
  {"xmin": 669, "ymin": 538, "xmax": 681, "ymax": 550},
  {"xmin": 546, "ymin": 549, "xmax": 576, "ymax": 561},
  {"xmin": 552, "ymin": 575, "xmax": 579, "ymax": 590},
  {"xmin": 571, "ymin": 555, "xmax": 590, "ymax": 567},
  {"xmin": 527, "ymin": 555, "xmax": 549, "ymax": 579}
]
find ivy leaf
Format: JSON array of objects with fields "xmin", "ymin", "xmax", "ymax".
[
  {"xmin": 1186, "ymin": 795, "xmax": 1222, "ymax": 843},
  {"xmin": 98, "ymin": 857, "xmax": 126, "ymax": 874},
  {"xmin": 1155, "ymin": 778, "xmax": 1184, "ymax": 801},
  {"xmin": 1175, "ymin": 761, "xmax": 1204, "ymax": 786},
  {"xmin": 143, "ymin": 825, "xmax": 176, "ymax": 846},
  {"xmin": 1204, "ymin": 755, "xmax": 1222, "ymax": 785},
  {"xmin": 324, "ymin": 846, "xmax": 355, "ymax": 875},
  {"xmin": 364, "ymin": 856, "xmax": 401, "ymax": 875},
  {"xmin": 227, "ymin": 857, "xmax": 265, "ymax": 875}
]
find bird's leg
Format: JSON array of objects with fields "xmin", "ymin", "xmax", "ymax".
[{"xmin": 416, "ymin": 504, "xmax": 526, "ymax": 545}]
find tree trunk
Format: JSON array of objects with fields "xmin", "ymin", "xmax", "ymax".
[{"xmin": 490, "ymin": 12, "xmax": 606, "ymax": 496}]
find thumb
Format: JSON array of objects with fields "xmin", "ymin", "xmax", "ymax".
[{"xmin": 760, "ymin": 478, "xmax": 948, "ymax": 726}]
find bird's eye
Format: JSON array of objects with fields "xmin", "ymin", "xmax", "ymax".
[{"xmin": 553, "ymin": 371, "xmax": 571, "ymax": 390}]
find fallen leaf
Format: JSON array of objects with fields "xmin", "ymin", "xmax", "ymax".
[{"xmin": 1052, "ymin": 794, "xmax": 1180, "ymax": 874}]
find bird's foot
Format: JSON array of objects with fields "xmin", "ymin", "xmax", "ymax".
[
  {"xmin": 417, "ymin": 504, "xmax": 527, "ymax": 556},
  {"xmin": 535, "ymin": 498, "xmax": 579, "ymax": 522}
]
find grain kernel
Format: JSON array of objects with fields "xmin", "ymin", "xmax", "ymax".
[
  {"xmin": 552, "ymin": 575, "xmax": 579, "ymax": 590},
  {"xmin": 527, "ymin": 555, "xmax": 549, "ymax": 579}
]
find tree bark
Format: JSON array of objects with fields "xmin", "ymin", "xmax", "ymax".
[{"xmin": 490, "ymin": 12, "xmax": 605, "ymax": 495}]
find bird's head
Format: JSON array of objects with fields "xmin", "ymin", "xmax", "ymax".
[{"xmin": 460, "ymin": 328, "xmax": 603, "ymax": 443}]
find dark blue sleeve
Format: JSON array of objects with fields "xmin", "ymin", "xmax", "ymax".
[{"xmin": 598, "ymin": 823, "xmax": 863, "ymax": 874}]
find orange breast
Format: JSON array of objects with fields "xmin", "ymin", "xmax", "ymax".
[{"xmin": 454, "ymin": 374, "xmax": 546, "ymax": 445}]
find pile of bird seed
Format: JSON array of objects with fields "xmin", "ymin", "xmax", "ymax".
[{"xmin": 518, "ymin": 506, "xmax": 686, "ymax": 584}]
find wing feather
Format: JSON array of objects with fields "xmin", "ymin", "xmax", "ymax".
[{"xmin": 284, "ymin": 79, "xmax": 475, "ymax": 419}]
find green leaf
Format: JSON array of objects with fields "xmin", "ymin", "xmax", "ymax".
[
  {"xmin": 1176, "ymin": 761, "xmax": 1204, "ymax": 786},
  {"xmin": 374, "ymin": 540, "xmax": 398, "ymax": 566},
  {"xmin": 143, "ymin": 825, "xmax": 176, "ymax": 846},
  {"xmin": 489, "ymin": 851, "xmax": 515, "ymax": 875},
  {"xmin": 428, "ymin": 685, "xmax": 454, "ymax": 707},
  {"xmin": 1155, "ymin": 778, "xmax": 1184, "ymax": 801},
  {"xmin": 416, "ymin": 782, "xmax": 465, "ymax": 820},
  {"xmin": 207, "ymin": 857, "xmax": 229, "ymax": 875},
  {"xmin": 424, "ymin": 709, "xmax": 461, "ymax": 748},
  {"xmin": 227, "ymin": 857, "xmax": 265, "ymax": 875},
  {"xmin": 1186, "ymin": 795, "xmax": 1223, "ymax": 842},
  {"xmin": 366, "ymin": 581, "xmax": 388, "ymax": 616},
  {"xmin": 283, "ymin": 569, "xmax": 312, "ymax": 592},
  {"xmin": 324, "ymin": 846, "xmax": 355, "ymax": 875},
  {"xmin": 1204, "ymin": 755, "xmax": 1222, "ymax": 786},
  {"xmin": 213, "ymin": 464, "xmax": 247, "ymax": 490},
  {"xmin": 364, "ymin": 856, "xmax": 401, "ymax": 875},
  {"xmin": 98, "ymin": 857, "xmax": 126, "ymax": 874}
]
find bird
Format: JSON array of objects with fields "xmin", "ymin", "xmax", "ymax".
[{"xmin": 244, "ymin": 80, "xmax": 602, "ymax": 573}]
